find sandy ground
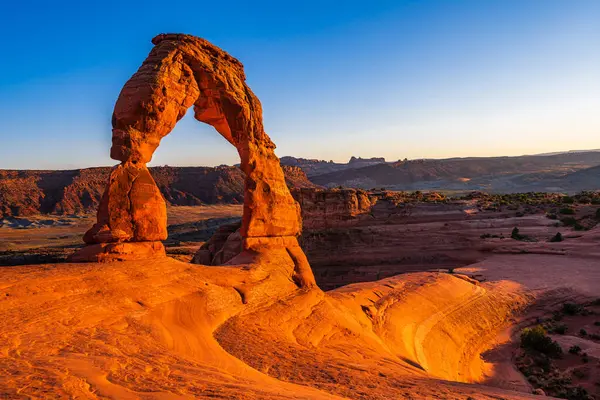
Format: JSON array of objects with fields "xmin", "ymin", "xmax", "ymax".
[{"xmin": 0, "ymin": 205, "xmax": 243, "ymax": 252}]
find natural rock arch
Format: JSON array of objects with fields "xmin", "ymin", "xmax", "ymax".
[{"xmin": 75, "ymin": 34, "xmax": 315, "ymax": 287}]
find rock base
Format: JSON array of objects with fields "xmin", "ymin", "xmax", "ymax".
[{"xmin": 70, "ymin": 242, "xmax": 166, "ymax": 263}]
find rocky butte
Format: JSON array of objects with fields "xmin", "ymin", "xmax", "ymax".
[{"xmin": 1, "ymin": 34, "xmax": 599, "ymax": 399}]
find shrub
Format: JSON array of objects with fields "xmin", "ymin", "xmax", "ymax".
[
  {"xmin": 559, "ymin": 207, "xmax": 575, "ymax": 215},
  {"xmin": 596, "ymin": 208, "xmax": 600, "ymax": 220},
  {"xmin": 511, "ymin": 227, "xmax": 524, "ymax": 240},
  {"xmin": 549, "ymin": 323, "xmax": 568, "ymax": 334},
  {"xmin": 564, "ymin": 387, "xmax": 590, "ymax": 400},
  {"xmin": 562, "ymin": 303, "xmax": 583, "ymax": 315},
  {"xmin": 580, "ymin": 329, "xmax": 587, "ymax": 336},
  {"xmin": 549, "ymin": 232, "xmax": 563, "ymax": 242},
  {"xmin": 520, "ymin": 326, "xmax": 563, "ymax": 358},
  {"xmin": 552, "ymin": 311, "xmax": 563, "ymax": 321},
  {"xmin": 569, "ymin": 345, "xmax": 582, "ymax": 354},
  {"xmin": 480, "ymin": 233, "xmax": 501, "ymax": 239},
  {"xmin": 572, "ymin": 368, "xmax": 586, "ymax": 379},
  {"xmin": 562, "ymin": 196, "xmax": 575, "ymax": 204},
  {"xmin": 560, "ymin": 217, "xmax": 586, "ymax": 230}
]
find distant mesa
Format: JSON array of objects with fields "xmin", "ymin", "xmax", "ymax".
[{"xmin": 348, "ymin": 156, "xmax": 386, "ymax": 164}]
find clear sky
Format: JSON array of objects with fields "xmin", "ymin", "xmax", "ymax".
[{"xmin": 1, "ymin": 0, "xmax": 599, "ymax": 169}]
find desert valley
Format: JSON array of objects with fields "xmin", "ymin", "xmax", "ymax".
[{"xmin": 1, "ymin": 7, "xmax": 600, "ymax": 400}]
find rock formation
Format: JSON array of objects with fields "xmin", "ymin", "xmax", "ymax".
[
  {"xmin": 0, "ymin": 166, "xmax": 317, "ymax": 218},
  {"xmin": 74, "ymin": 33, "xmax": 315, "ymax": 286}
]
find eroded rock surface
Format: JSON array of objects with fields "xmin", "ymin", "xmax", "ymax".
[
  {"xmin": 75, "ymin": 34, "xmax": 314, "ymax": 286},
  {"xmin": 105, "ymin": 33, "xmax": 301, "ymax": 239}
]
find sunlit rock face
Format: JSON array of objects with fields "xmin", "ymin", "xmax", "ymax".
[{"xmin": 75, "ymin": 34, "xmax": 315, "ymax": 286}]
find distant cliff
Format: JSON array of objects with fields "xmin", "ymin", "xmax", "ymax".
[{"xmin": 0, "ymin": 165, "xmax": 317, "ymax": 218}]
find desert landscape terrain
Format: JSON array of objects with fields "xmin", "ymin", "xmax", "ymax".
[{"xmin": 1, "ymin": 33, "xmax": 599, "ymax": 400}]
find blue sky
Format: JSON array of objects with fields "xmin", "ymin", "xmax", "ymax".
[{"xmin": 1, "ymin": 0, "xmax": 599, "ymax": 169}]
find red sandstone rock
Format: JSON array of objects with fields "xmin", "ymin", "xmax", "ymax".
[
  {"xmin": 70, "ymin": 241, "xmax": 166, "ymax": 262},
  {"xmin": 192, "ymin": 221, "xmax": 243, "ymax": 265},
  {"xmin": 291, "ymin": 188, "xmax": 375, "ymax": 229},
  {"xmin": 107, "ymin": 33, "xmax": 301, "ymax": 238},
  {"xmin": 76, "ymin": 34, "xmax": 315, "ymax": 287},
  {"xmin": 83, "ymin": 163, "xmax": 167, "ymax": 244}
]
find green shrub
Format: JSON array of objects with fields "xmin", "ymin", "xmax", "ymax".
[
  {"xmin": 562, "ymin": 196, "xmax": 575, "ymax": 204},
  {"xmin": 520, "ymin": 326, "xmax": 563, "ymax": 358},
  {"xmin": 596, "ymin": 208, "xmax": 600, "ymax": 220},
  {"xmin": 560, "ymin": 207, "xmax": 575, "ymax": 215},
  {"xmin": 580, "ymin": 329, "xmax": 587, "ymax": 336},
  {"xmin": 569, "ymin": 345, "xmax": 582, "ymax": 354}
]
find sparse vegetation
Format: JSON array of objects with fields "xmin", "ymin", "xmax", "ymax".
[
  {"xmin": 511, "ymin": 227, "xmax": 536, "ymax": 241},
  {"xmin": 572, "ymin": 368, "xmax": 586, "ymax": 379},
  {"xmin": 562, "ymin": 196, "xmax": 575, "ymax": 205},
  {"xmin": 520, "ymin": 326, "xmax": 562, "ymax": 358},
  {"xmin": 569, "ymin": 345, "xmax": 582, "ymax": 355},
  {"xmin": 547, "ymin": 323, "xmax": 568, "ymax": 334},
  {"xmin": 549, "ymin": 232, "xmax": 563, "ymax": 242},
  {"xmin": 560, "ymin": 207, "xmax": 576, "ymax": 215},
  {"xmin": 480, "ymin": 233, "xmax": 503, "ymax": 239},
  {"xmin": 562, "ymin": 303, "xmax": 583, "ymax": 316},
  {"xmin": 561, "ymin": 217, "xmax": 587, "ymax": 231}
]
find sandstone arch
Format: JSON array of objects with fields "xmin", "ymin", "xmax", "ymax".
[{"xmin": 75, "ymin": 34, "xmax": 315, "ymax": 287}]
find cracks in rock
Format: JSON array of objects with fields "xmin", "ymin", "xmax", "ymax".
[{"xmin": 123, "ymin": 166, "xmax": 140, "ymax": 241}]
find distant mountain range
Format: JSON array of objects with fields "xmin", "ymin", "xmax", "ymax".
[
  {"xmin": 280, "ymin": 151, "xmax": 600, "ymax": 193},
  {"xmin": 1, "ymin": 150, "xmax": 599, "ymax": 218}
]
